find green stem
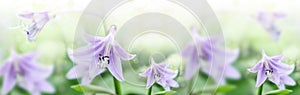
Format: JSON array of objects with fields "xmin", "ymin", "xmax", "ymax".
[
  {"xmin": 147, "ymin": 86, "xmax": 153, "ymax": 95},
  {"xmin": 113, "ymin": 77, "xmax": 122, "ymax": 95},
  {"xmin": 257, "ymin": 84, "xmax": 263, "ymax": 95}
]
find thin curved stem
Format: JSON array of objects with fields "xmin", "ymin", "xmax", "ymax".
[
  {"xmin": 147, "ymin": 86, "xmax": 153, "ymax": 95},
  {"xmin": 257, "ymin": 84, "xmax": 263, "ymax": 95},
  {"xmin": 113, "ymin": 77, "xmax": 122, "ymax": 95}
]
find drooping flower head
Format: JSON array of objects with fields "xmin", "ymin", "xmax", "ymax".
[
  {"xmin": 140, "ymin": 58, "xmax": 179, "ymax": 91},
  {"xmin": 182, "ymin": 27, "xmax": 240, "ymax": 84},
  {"xmin": 66, "ymin": 25, "xmax": 135, "ymax": 84},
  {"xmin": 0, "ymin": 50, "xmax": 55, "ymax": 95},
  {"xmin": 18, "ymin": 11, "xmax": 55, "ymax": 41},
  {"xmin": 256, "ymin": 11, "xmax": 286, "ymax": 40},
  {"xmin": 248, "ymin": 50, "xmax": 295, "ymax": 89}
]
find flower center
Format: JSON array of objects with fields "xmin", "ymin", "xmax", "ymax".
[
  {"xmin": 154, "ymin": 73, "xmax": 162, "ymax": 82},
  {"xmin": 263, "ymin": 61, "xmax": 273, "ymax": 77},
  {"xmin": 97, "ymin": 44, "xmax": 111, "ymax": 68}
]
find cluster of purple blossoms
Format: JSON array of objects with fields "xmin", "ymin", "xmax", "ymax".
[
  {"xmin": 0, "ymin": 50, "xmax": 55, "ymax": 95},
  {"xmin": 18, "ymin": 11, "xmax": 54, "ymax": 41},
  {"xmin": 66, "ymin": 25, "xmax": 136, "ymax": 84},
  {"xmin": 182, "ymin": 27, "xmax": 240, "ymax": 84},
  {"xmin": 249, "ymin": 50, "xmax": 295, "ymax": 89},
  {"xmin": 140, "ymin": 58, "xmax": 179, "ymax": 91}
]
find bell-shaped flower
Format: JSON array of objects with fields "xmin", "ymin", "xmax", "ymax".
[
  {"xmin": 182, "ymin": 27, "xmax": 240, "ymax": 84},
  {"xmin": 248, "ymin": 50, "xmax": 295, "ymax": 89},
  {"xmin": 256, "ymin": 11, "xmax": 286, "ymax": 40},
  {"xmin": 66, "ymin": 25, "xmax": 135, "ymax": 84},
  {"xmin": 140, "ymin": 58, "xmax": 179, "ymax": 91},
  {"xmin": 0, "ymin": 50, "xmax": 55, "ymax": 95},
  {"xmin": 18, "ymin": 11, "xmax": 54, "ymax": 41}
]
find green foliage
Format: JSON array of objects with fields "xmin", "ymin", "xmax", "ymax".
[
  {"xmin": 264, "ymin": 89, "xmax": 293, "ymax": 95},
  {"xmin": 71, "ymin": 85, "xmax": 115, "ymax": 95}
]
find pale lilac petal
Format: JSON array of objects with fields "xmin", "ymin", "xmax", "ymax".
[
  {"xmin": 81, "ymin": 75, "xmax": 93, "ymax": 85},
  {"xmin": 18, "ymin": 12, "xmax": 34, "ymax": 19},
  {"xmin": 83, "ymin": 33, "xmax": 105, "ymax": 43},
  {"xmin": 88, "ymin": 63, "xmax": 105, "ymax": 80},
  {"xmin": 1, "ymin": 64, "xmax": 16, "ymax": 95},
  {"xmin": 146, "ymin": 71, "xmax": 155, "ymax": 89},
  {"xmin": 140, "ymin": 68, "xmax": 152, "ymax": 77},
  {"xmin": 269, "ymin": 60, "xmax": 294, "ymax": 74},
  {"xmin": 113, "ymin": 43, "xmax": 135, "ymax": 60},
  {"xmin": 248, "ymin": 61, "xmax": 263, "ymax": 73},
  {"xmin": 20, "ymin": 61, "xmax": 53, "ymax": 80},
  {"xmin": 0, "ymin": 62, "xmax": 10, "ymax": 75},
  {"xmin": 271, "ymin": 55, "xmax": 283, "ymax": 62},
  {"xmin": 38, "ymin": 80, "xmax": 55, "ymax": 93},
  {"xmin": 164, "ymin": 85, "xmax": 171, "ymax": 91},
  {"xmin": 256, "ymin": 68, "xmax": 267, "ymax": 87},
  {"xmin": 66, "ymin": 65, "xmax": 88, "ymax": 79},
  {"xmin": 268, "ymin": 67, "xmax": 280, "ymax": 85},
  {"xmin": 107, "ymin": 54, "xmax": 124, "ymax": 81},
  {"xmin": 19, "ymin": 79, "xmax": 35, "ymax": 95},
  {"xmin": 282, "ymin": 76, "xmax": 296, "ymax": 86},
  {"xmin": 278, "ymin": 84, "xmax": 285, "ymax": 90},
  {"xmin": 184, "ymin": 46, "xmax": 200, "ymax": 79},
  {"xmin": 181, "ymin": 43, "xmax": 194, "ymax": 57},
  {"xmin": 225, "ymin": 65, "xmax": 241, "ymax": 79},
  {"xmin": 167, "ymin": 79, "xmax": 179, "ymax": 87}
]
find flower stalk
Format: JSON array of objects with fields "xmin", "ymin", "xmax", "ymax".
[
  {"xmin": 113, "ymin": 77, "xmax": 122, "ymax": 95},
  {"xmin": 147, "ymin": 86, "xmax": 153, "ymax": 95},
  {"xmin": 257, "ymin": 83, "xmax": 263, "ymax": 95}
]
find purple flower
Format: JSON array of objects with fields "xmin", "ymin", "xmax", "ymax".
[
  {"xmin": 248, "ymin": 50, "xmax": 295, "ymax": 89},
  {"xmin": 18, "ymin": 11, "xmax": 54, "ymax": 41},
  {"xmin": 139, "ymin": 58, "xmax": 179, "ymax": 91},
  {"xmin": 182, "ymin": 27, "xmax": 240, "ymax": 84},
  {"xmin": 66, "ymin": 25, "xmax": 135, "ymax": 84},
  {"xmin": 256, "ymin": 11, "xmax": 286, "ymax": 40},
  {"xmin": 0, "ymin": 50, "xmax": 55, "ymax": 95}
]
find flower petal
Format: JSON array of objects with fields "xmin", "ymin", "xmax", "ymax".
[
  {"xmin": 255, "ymin": 68, "xmax": 267, "ymax": 87},
  {"xmin": 146, "ymin": 71, "xmax": 155, "ymax": 89},
  {"xmin": 113, "ymin": 43, "xmax": 135, "ymax": 60},
  {"xmin": 1, "ymin": 64, "xmax": 16, "ymax": 95},
  {"xmin": 38, "ymin": 80, "xmax": 55, "ymax": 93},
  {"xmin": 107, "ymin": 53, "xmax": 124, "ymax": 81},
  {"xmin": 248, "ymin": 61, "xmax": 263, "ymax": 73},
  {"xmin": 66, "ymin": 65, "xmax": 88, "ymax": 79},
  {"xmin": 166, "ymin": 79, "xmax": 179, "ymax": 88},
  {"xmin": 0, "ymin": 61, "xmax": 10, "ymax": 75},
  {"xmin": 182, "ymin": 43, "xmax": 194, "ymax": 57},
  {"xmin": 18, "ymin": 12, "xmax": 34, "ymax": 19},
  {"xmin": 139, "ymin": 68, "xmax": 152, "ymax": 77},
  {"xmin": 184, "ymin": 46, "xmax": 200, "ymax": 79},
  {"xmin": 225, "ymin": 65, "xmax": 241, "ymax": 79},
  {"xmin": 83, "ymin": 34, "xmax": 105, "ymax": 43},
  {"xmin": 282, "ymin": 75, "xmax": 296, "ymax": 86}
]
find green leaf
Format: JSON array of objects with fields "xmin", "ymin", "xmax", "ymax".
[
  {"xmin": 264, "ymin": 89, "xmax": 292, "ymax": 95},
  {"xmin": 154, "ymin": 90, "xmax": 176, "ymax": 95},
  {"xmin": 216, "ymin": 85, "xmax": 236, "ymax": 93},
  {"xmin": 195, "ymin": 85, "xmax": 236, "ymax": 94},
  {"xmin": 71, "ymin": 84, "xmax": 115, "ymax": 95}
]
